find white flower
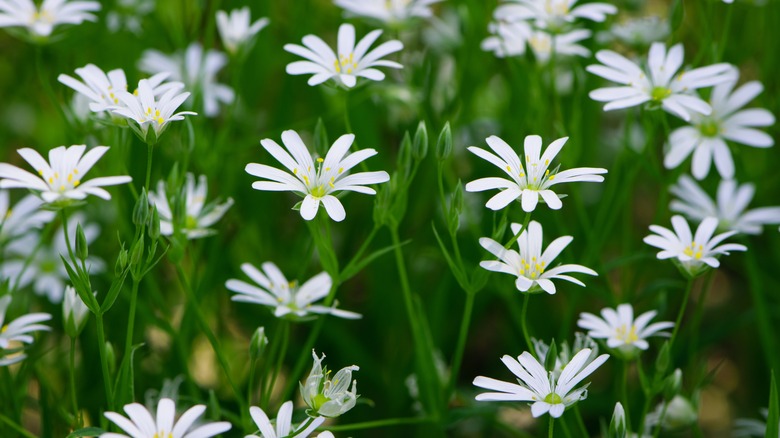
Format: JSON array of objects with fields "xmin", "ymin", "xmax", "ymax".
[
  {"xmin": 148, "ymin": 173, "xmax": 233, "ymax": 239},
  {"xmin": 247, "ymin": 401, "xmax": 325, "ymax": 438},
  {"xmin": 105, "ymin": 0, "xmax": 154, "ymax": 34},
  {"xmin": 734, "ymin": 409, "xmax": 772, "ymax": 438},
  {"xmin": 531, "ymin": 333, "xmax": 599, "ymax": 379},
  {"xmin": 63, "ymin": 285, "xmax": 90, "ymax": 337},
  {"xmin": 643, "ymin": 215, "xmax": 747, "ymax": 278},
  {"xmin": 482, "ymin": 19, "xmax": 532, "ymax": 58},
  {"xmin": 0, "ymin": 295, "xmax": 51, "ymax": 366},
  {"xmin": 588, "ymin": 43, "xmax": 736, "ymax": 121},
  {"xmin": 608, "ymin": 16, "xmax": 669, "ymax": 47},
  {"xmin": 473, "ymin": 347, "xmax": 609, "ymax": 418},
  {"xmin": 112, "ymin": 79, "xmax": 196, "ymax": 143},
  {"xmin": 227, "ymin": 262, "xmax": 361, "ymax": 320},
  {"xmin": 334, "ymin": 0, "xmax": 442, "ymax": 24},
  {"xmin": 527, "ymin": 28, "xmax": 591, "ymax": 63},
  {"xmin": 139, "ymin": 43, "xmax": 234, "ymax": 117},
  {"xmin": 301, "ymin": 350, "xmax": 360, "ymax": 418},
  {"xmin": 577, "ymin": 304, "xmax": 674, "ymax": 358},
  {"xmin": 670, "ymin": 175, "xmax": 780, "ymax": 235},
  {"xmin": 216, "ymin": 7, "xmax": 269, "ymax": 54},
  {"xmin": 284, "ymin": 23, "xmax": 403, "ymax": 88},
  {"xmin": 0, "ymin": 145, "xmax": 131, "ymax": 205},
  {"xmin": 465, "ymin": 135, "xmax": 607, "ymax": 212},
  {"xmin": 645, "ymin": 395, "xmax": 698, "ymax": 431},
  {"xmin": 0, "ymin": 190, "xmax": 55, "ymax": 244},
  {"xmin": 663, "ymin": 75, "xmax": 775, "ymax": 179},
  {"xmin": 102, "ymin": 397, "xmax": 231, "ymax": 438},
  {"xmin": 0, "ymin": 0, "xmax": 100, "ymax": 38},
  {"xmin": 479, "ymin": 221, "xmax": 597, "ymax": 294},
  {"xmin": 495, "ymin": 0, "xmax": 617, "ymax": 31},
  {"xmin": 246, "ymin": 130, "xmax": 390, "ymax": 222}
]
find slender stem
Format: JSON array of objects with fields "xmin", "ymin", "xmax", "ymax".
[
  {"xmin": 448, "ymin": 289, "xmax": 475, "ymax": 396},
  {"xmin": 289, "ymin": 417, "xmax": 316, "ymax": 438},
  {"xmin": 122, "ymin": 279, "xmax": 141, "ymax": 374},
  {"xmin": 744, "ymin": 245, "xmax": 780, "ymax": 374},
  {"xmin": 262, "ymin": 321, "xmax": 290, "ymax": 408},
  {"xmin": 68, "ymin": 337, "xmax": 80, "ymax": 427},
  {"xmin": 668, "ymin": 277, "xmax": 695, "ymax": 350},
  {"xmin": 145, "ymin": 143, "xmax": 154, "ymax": 190},
  {"xmin": 573, "ymin": 405, "xmax": 588, "ymax": 438},
  {"xmin": 325, "ymin": 416, "xmax": 433, "ymax": 431},
  {"xmin": 0, "ymin": 412, "xmax": 37, "ymax": 438},
  {"xmin": 548, "ymin": 415, "xmax": 555, "ymax": 438},
  {"xmin": 94, "ymin": 313, "xmax": 115, "ymax": 410},
  {"xmin": 60, "ymin": 210, "xmax": 77, "ymax": 263},
  {"xmin": 521, "ymin": 293, "xmax": 533, "ymax": 351},
  {"xmin": 620, "ymin": 360, "xmax": 631, "ymax": 432}
]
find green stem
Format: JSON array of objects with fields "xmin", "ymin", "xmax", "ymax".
[
  {"xmin": 122, "ymin": 279, "xmax": 140, "ymax": 375},
  {"xmin": 145, "ymin": 143, "xmax": 154, "ymax": 190},
  {"xmin": 548, "ymin": 415, "xmax": 555, "ymax": 438},
  {"xmin": 521, "ymin": 293, "xmax": 534, "ymax": 351},
  {"xmin": 325, "ymin": 416, "xmax": 433, "ymax": 431},
  {"xmin": 620, "ymin": 360, "xmax": 631, "ymax": 432},
  {"xmin": 668, "ymin": 277, "xmax": 695, "ymax": 350},
  {"xmin": 573, "ymin": 405, "xmax": 588, "ymax": 438},
  {"xmin": 69, "ymin": 337, "xmax": 80, "ymax": 427},
  {"xmin": 262, "ymin": 321, "xmax": 290, "ymax": 408},
  {"xmin": 289, "ymin": 417, "xmax": 316, "ymax": 438},
  {"xmin": 0, "ymin": 412, "xmax": 37, "ymax": 438},
  {"xmin": 94, "ymin": 313, "xmax": 115, "ymax": 410},
  {"xmin": 447, "ymin": 289, "xmax": 475, "ymax": 396},
  {"xmin": 247, "ymin": 358, "xmax": 257, "ymax": 407},
  {"xmin": 744, "ymin": 246, "xmax": 780, "ymax": 374},
  {"xmin": 60, "ymin": 210, "xmax": 77, "ymax": 264}
]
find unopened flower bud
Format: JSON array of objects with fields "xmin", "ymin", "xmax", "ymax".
[
  {"xmin": 63, "ymin": 286, "xmax": 90, "ymax": 338},
  {"xmin": 664, "ymin": 368, "xmax": 683, "ymax": 400},
  {"xmin": 249, "ymin": 327, "xmax": 268, "ymax": 361},
  {"xmin": 436, "ymin": 122, "xmax": 452, "ymax": 161},
  {"xmin": 133, "ymin": 189, "xmax": 149, "ymax": 226},
  {"xmin": 130, "ymin": 237, "xmax": 144, "ymax": 266},
  {"xmin": 412, "ymin": 121, "xmax": 428, "ymax": 161},
  {"xmin": 609, "ymin": 402, "xmax": 627, "ymax": 438},
  {"xmin": 75, "ymin": 223, "xmax": 89, "ymax": 261},
  {"xmin": 148, "ymin": 206, "xmax": 161, "ymax": 240}
]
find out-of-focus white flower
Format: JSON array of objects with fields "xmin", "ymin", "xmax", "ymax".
[
  {"xmin": 334, "ymin": 0, "xmax": 442, "ymax": 24},
  {"xmin": 0, "ymin": 190, "xmax": 55, "ymax": 244},
  {"xmin": 247, "ymin": 401, "xmax": 325, "ymax": 438},
  {"xmin": 479, "ymin": 221, "xmax": 597, "ymax": 294},
  {"xmin": 227, "ymin": 262, "xmax": 360, "ymax": 321},
  {"xmin": 112, "ymin": 79, "xmax": 196, "ymax": 143},
  {"xmin": 473, "ymin": 347, "xmax": 609, "ymax": 418},
  {"xmin": 670, "ymin": 175, "xmax": 780, "ymax": 235},
  {"xmin": 578, "ymin": 304, "xmax": 674, "ymax": 359},
  {"xmin": 664, "ymin": 75, "xmax": 775, "ymax": 179},
  {"xmin": 139, "ymin": 43, "xmax": 234, "ymax": 117},
  {"xmin": 105, "ymin": 0, "xmax": 154, "ymax": 34},
  {"xmin": 588, "ymin": 43, "xmax": 735, "ymax": 121},
  {"xmin": 301, "ymin": 350, "xmax": 360, "ymax": 418},
  {"xmin": 734, "ymin": 408, "xmax": 773, "ymax": 437},
  {"xmin": 465, "ymin": 134, "xmax": 607, "ymax": 212},
  {"xmin": 482, "ymin": 20, "xmax": 532, "ymax": 58},
  {"xmin": 527, "ymin": 29, "xmax": 591, "ymax": 63},
  {"xmin": 607, "ymin": 16, "xmax": 669, "ymax": 47},
  {"xmin": 0, "ymin": 0, "xmax": 100, "ymax": 38},
  {"xmin": 246, "ymin": 130, "xmax": 389, "ymax": 222},
  {"xmin": 102, "ymin": 397, "xmax": 231, "ymax": 438},
  {"xmin": 645, "ymin": 395, "xmax": 698, "ymax": 431},
  {"xmin": 284, "ymin": 23, "xmax": 403, "ymax": 88},
  {"xmin": 148, "ymin": 173, "xmax": 233, "ymax": 239},
  {"xmin": 63, "ymin": 285, "xmax": 90, "ymax": 338},
  {"xmin": 0, "ymin": 295, "xmax": 51, "ymax": 366},
  {"xmin": 216, "ymin": 7, "xmax": 269, "ymax": 55},
  {"xmin": 0, "ymin": 145, "xmax": 131, "ymax": 205},
  {"xmin": 495, "ymin": 0, "xmax": 617, "ymax": 31},
  {"xmin": 644, "ymin": 215, "xmax": 746, "ymax": 278},
  {"xmin": 531, "ymin": 333, "xmax": 599, "ymax": 379}
]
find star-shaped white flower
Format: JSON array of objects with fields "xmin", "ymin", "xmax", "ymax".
[
  {"xmin": 246, "ymin": 130, "xmax": 390, "ymax": 222},
  {"xmin": 643, "ymin": 215, "xmax": 747, "ymax": 278},
  {"xmin": 466, "ymin": 135, "xmax": 607, "ymax": 212},
  {"xmin": 148, "ymin": 173, "xmax": 233, "ymax": 239},
  {"xmin": 588, "ymin": 42, "xmax": 735, "ymax": 121},
  {"xmin": 216, "ymin": 7, "xmax": 269, "ymax": 54},
  {"xmin": 0, "ymin": 145, "xmax": 131, "ymax": 205},
  {"xmin": 0, "ymin": 295, "xmax": 51, "ymax": 367},
  {"xmin": 102, "ymin": 398, "xmax": 231, "ymax": 438},
  {"xmin": 284, "ymin": 23, "xmax": 403, "ymax": 88},
  {"xmin": 607, "ymin": 16, "xmax": 669, "ymax": 47},
  {"xmin": 670, "ymin": 175, "xmax": 780, "ymax": 235},
  {"xmin": 482, "ymin": 19, "xmax": 532, "ymax": 58},
  {"xmin": 479, "ymin": 221, "xmax": 597, "ymax": 294},
  {"xmin": 0, "ymin": 0, "xmax": 100, "ymax": 38},
  {"xmin": 494, "ymin": 0, "xmax": 617, "ymax": 31},
  {"xmin": 302, "ymin": 350, "xmax": 360, "ymax": 418},
  {"xmin": 112, "ymin": 78, "xmax": 196, "ymax": 143},
  {"xmin": 527, "ymin": 28, "xmax": 591, "ymax": 63},
  {"xmin": 473, "ymin": 347, "xmax": 609, "ymax": 418},
  {"xmin": 663, "ymin": 75, "xmax": 775, "ymax": 179},
  {"xmin": 578, "ymin": 304, "xmax": 674, "ymax": 358},
  {"xmin": 334, "ymin": 0, "xmax": 442, "ymax": 24},
  {"xmin": 227, "ymin": 262, "xmax": 361, "ymax": 320},
  {"xmin": 247, "ymin": 401, "xmax": 325, "ymax": 438},
  {"xmin": 0, "ymin": 190, "xmax": 55, "ymax": 244}
]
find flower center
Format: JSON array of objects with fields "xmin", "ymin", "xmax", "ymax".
[
  {"xmin": 651, "ymin": 86, "xmax": 672, "ymax": 102},
  {"xmin": 544, "ymin": 0, "xmax": 570, "ymax": 15},
  {"xmin": 683, "ymin": 242, "xmax": 703, "ymax": 259},
  {"xmin": 334, "ymin": 53, "xmax": 358, "ymax": 74},
  {"xmin": 311, "ymin": 185, "xmax": 327, "ymax": 198},
  {"xmin": 543, "ymin": 392, "xmax": 563, "ymax": 404},
  {"xmin": 615, "ymin": 324, "xmax": 639, "ymax": 344},
  {"xmin": 520, "ymin": 256, "xmax": 546, "ymax": 279},
  {"xmin": 40, "ymin": 168, "xmax": 81, "ymax": 192},
  {"xmin": 152, "ymin": 431, "xmax": 173, "ymax": 438},
  {"xmin": 529, "ymin": 34, "xmax": 552, "ymax": 56},
  {"xmin": 312, "ymin": 393, "xmax": 330, "ymax": 410},
  {"xmin": 698, "ymin": 118, "xmax": 720, "ymax": 137},
  {"xmin": 185, "ymin": 214, "xmax": 198, "ymax": 230},
  {"xmin": 144, "ymin": 106, "xmax": 165, "ymax": 125}
]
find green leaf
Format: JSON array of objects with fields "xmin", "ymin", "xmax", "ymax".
[
  {"xmin": 100, "ymin": 267, "xmax": 130, "ymax": 314},
  {"xmin": 113, "ymin": 342, "xmax": 145, "ymax": 408},
  {"xmin": 767, "ymin": 371, "xmax": 779, "ymax": 438},
  {"xmin": 314, "ymin": 118, "xmax": 330, "ymax": 157},
  {"xmin": 431, "ymin": 223, "xmax": 470, "ymax": 291},
  {"xmin": 66, "ymin": 427, "xmax": 106, "ymax": 437},
  {"xmin": 341, "ymin": 239, "xmax": 410, "ymax": 283}
]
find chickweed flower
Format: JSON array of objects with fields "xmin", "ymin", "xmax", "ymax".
[
  {"xmin": 0, "ymin": 295, "xmax": 51, "ymax": 366},
  {"xmin": 664, "ymin": 75, "xmax": 775, "ymax": 179},
  {"xmin": 482, "ymin": 20, "xmax": 532, "ymax": 58},
  {"xmin": 670, "ymin": 175, "xmax": 780, "ymax": 235},
  {"xmin": 246, "ymin": 130, "xmax": 389, "ymax": 222},
  {"xmin": 578, "ymin": 304, "xmax": 674, "ymax": 359},
  {"xmin": 112, "ymin": 79, "xmax": 196, "ymax": 144},
  {"xmin": 102, "ymin": 397, "xmax": 231, "ymax": 438},
  {"xmin": 588, "ymin": 43, "xmax": 735, "ymax": 121},
  {"xmin": 301, "ymin": 350, "xmax": 360, "ymax": 418},
  {"xmin": 473, "ymin": 347, "xmax": 609, "ymax": 418},
  {"xmin": 216, "ymin": 8, "xmax": 269, "ymax": 55},
  {"xmin": 0, "ymin": 190, "xmax": 54, "ymax": 244},
  {"xmin": 284, "ymin": 23, "xmax": 403, "ymax": 88},
  {"xmin": 62, "ymin": 285, "xmax": 90, "ymax": 338},
  {"xmin": 607, "ymin": 16, "xmax": 669, "ymax": 47},
  {"xmin": 644, "ymin": 215, "xmax": 747, "ymax": 278},
  {"xmin": 479, "ymin": 221, "xmax": 597, "ymax": 294},
  {"xmin": 334, "ymin": 0, "xmax": 442, "ymax": 25},
  {"xmin": 148, "ymin": 173, "xmax": 233, "ymax": 239},
  {"xmin": 227, "ymin": 262, "xmax": 360, "ymax": 320},
  {"xmin": 734, "ymin": 409, "xmax": 772, "ymax": 437},
  {"xmin": 497, "ymin": 0, "xmax": 617, "ymax": 32},
  {"xmin": 466, "ymin": 135, "xmax": 607, "ymax": 212},
  {"xmin": 0, "ymin": 145, "xmax": 131, "ymax": 206},
  {"xmin": 0, "ymin": 0, "xmax": 100, "ymax": 39},
  {"xmin": 247, "ymin": 401, "xmax": 325, "ymax": 438},
  {"xmin": 527, "ymin": 29, "xmax": 591, "ymax": 63},
  {"xmin": 532, "ymin": 333, "xmax": 599, "ymax": 378}
]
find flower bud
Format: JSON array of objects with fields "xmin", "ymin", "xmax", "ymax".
[
  {"xmin": 412, "ymin": 121, "xmax": 428, "ymax": 161},
  {"xmin": 133, "ymin": 189, "xmax": 149, "ymax": 226},
  {"xmin": 447, "ymin": 181, "xmax": 463, "ymax": 235},
  {"xmin": 115, "ymin": 247, "xmax": 129, "ymax": 276},
  {"xmin": 148, "ymin": 206, "xmax": 161, "ymax": 240},
  {"xmin": 397, "ymin": 132, "xmax": 413, "ymax": 179},
  {"xmin": 664, "ymin": 368, "xmax": 683, "ymax": 400},
  {"xmin": 661, "ymin": 395, "xmax": 697, "ymax": 430},
  {"xmin": 435, "ymin": 122, "xmax": 452, "ymax": 161},
  {"xmin": 130, "ymin": 237, "xmax": 144, "ymax": 267},
  {"xmin": 63, "ymin": 285, "xmax": 91, "ymax": 338},
  {"xmin": 75, "ymin": 223, "xmax": 89, "ymax": 262},
  {"xmin": 608, "ymin": 402, "xmax": 627, "ymax": 438},
  {"xmin": 249, "ymin": 326, "xmax": 268, "ymax": 361}
]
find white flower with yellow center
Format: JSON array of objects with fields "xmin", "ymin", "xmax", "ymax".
[
  {"xmin": 644, "ymin": 215, "xmax": 746, "ymax": 278},
  {"xmin": 112, "ymin": 78, "xmax": 196, "ymax": 143},
  {"xmin": 670, "ymin": 175, "xmax": 780, "ymax": 235},
  {"xmin": 227, "ymin": 262, "xmax": 360, "ymax": 320},
  {"xmin": 247, "ymin": 401, "xmax": 325, "ymax": 438},
  {"xmin": 102, "ymin": 398, "xmax": 231, "ymax": 438},
  {"xmin": 334, "ymin": 0, "xmax": 442, "ymax": 24},
  {"xmin": 0, "ymin": 0, "xmax": 100, "ymax": 38},
  {"xmin": 527, "ymin": 28, "xmax": 591, "ymax": 63},
  {"xmin": 664, "ymin": 75, "xmax": 775, "ymax": 179},
  {"xmin": 301, "ymin": 350, "xmax": 360, "ymax": 418},
  {"xmin": 466, "ymin": 134, "xmax": 607, "ymax": 212},
  {"xmin": 473, "ymin": 347, "xmax": 609, "ymax": 418},
  {"xmin": 495, "ymin": 0, "xmax": 616, "ymax": 32},
  {"xmin": 0, "ymin": 190, "xmax": 54, "ymax": 244},
  {"xmin": 479, "ymin": 221, "xmax": 597, "ymax": 294},
  {"xmin": 588, "ymin": 43, "xmax": 736, "ymax": 121},
  {"xmin": 578, "ymin": 304, "xmax": 674, "ymax": 358},
  {"xmin": 0, "ymin": 145, "xmax": 131, "ymax": 205},
  {"xmin": 216, "ymin": 7, "xmax": 269, "ymax": 55},
  {"xmin": 482, "ymin": 19, "xmax": 532, "ymax": 58},
  {"xmin": 284, "ymin": 23, "xmax": 403, "ymax": 88},
  {"xmin": 246, "ymin": 130, "xmax": 389, "ymax": 222},
  {"xmin": 0, "ymin": 295, "xmax": 51, "ymax": 367}
]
